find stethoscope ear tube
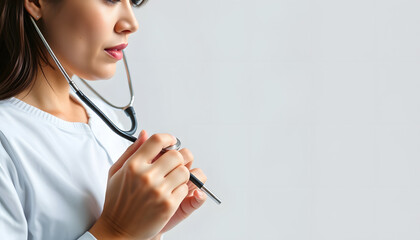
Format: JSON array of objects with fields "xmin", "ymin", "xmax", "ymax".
[{"xmin": 30, "ymin": 16, "xmax": 221, "ymax": 204}]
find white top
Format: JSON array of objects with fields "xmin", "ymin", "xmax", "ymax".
[{"xmin": 0, "ymin": 94, "xmax": 131, "ymax": 239}]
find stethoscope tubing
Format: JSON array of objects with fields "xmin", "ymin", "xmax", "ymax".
[{"xmin": 30, "ymin": 17, "xmax": 221, "ymax": 205}]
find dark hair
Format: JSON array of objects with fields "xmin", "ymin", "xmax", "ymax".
[
  {"xmin": 0, "ymin": 0, "xmax": 147, "ymax": 100},
  {"xmin": 0, "ymin": 1, "xmax": 53, "ymax": 100}
]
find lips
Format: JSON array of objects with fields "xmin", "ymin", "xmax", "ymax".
[{"xmin": 105, "ymin": 43, "xmax": 128, "ymax": 60}]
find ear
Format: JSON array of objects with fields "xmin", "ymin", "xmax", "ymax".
[{"xmin": 24, "ymin": 0, "xmax": 43, "ymax": 20}]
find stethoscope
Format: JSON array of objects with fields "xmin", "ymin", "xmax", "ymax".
[{"xmin": 30, "ymin": 17, "xmax": 221, "ymax": 204}]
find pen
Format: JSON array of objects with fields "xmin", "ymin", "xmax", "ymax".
[{"xmin": 162, "ymin": 138, "xmax": 222, "ymax": 205}]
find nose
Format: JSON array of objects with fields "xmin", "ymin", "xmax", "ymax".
[{"xmin": 115, "ymin": 1, "xmax": 139, "ymax": 35}]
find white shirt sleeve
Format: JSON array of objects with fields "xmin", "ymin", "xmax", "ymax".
[
  {"xmin": 77, "ymin": 231, "xmax": 97, "ymax": 240},
  {"xmin": 77, "ymin": 232, "xmax": 163, "ymax": 240},
  {"xmin": 0, "ymin": 139, "xmax": 27, "ymax": 240},
  {"xmin": 0, "ymin": 134, "xmax": 99, "ymax": 240}
]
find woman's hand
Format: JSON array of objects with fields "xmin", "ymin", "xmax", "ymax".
[
  {"xmin": 158, "ymin": 148, "xmax": 207, "ymax": 234},
  {"xmin": 89, "ymin": 130, "xmax": 191, "ymax": 240}
]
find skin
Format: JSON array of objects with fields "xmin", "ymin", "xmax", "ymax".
[{"xmin": 22, "ymin": 0, "xmax": 207, "ymax": 239}]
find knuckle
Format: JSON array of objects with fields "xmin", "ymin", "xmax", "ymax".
[
  {"xmin": 150, "ymin": 187, "xmax": 164, "ymax": 200},
  {"xmin": 126, "ymin": 161, "xmax": 139, "ymax": 174},
  {"xmin": 175, "ymin": 151, "xmax": 184, "ymax": 163},
  {"xmin": 150, "ymin": 134, "xmax": 164, "ymax": 144},
  {"xmin": 139, "ymin": 172, "xmax": 153, "ymax": 185},
  {"xmin": 182, "ymin": 148, "xmax": 194, "ymax": 161},
  {"xmin": 166, "ymin": 150, "xmax": 184, "ymax": 164},
  {"xmin": 172, "ymin": 150, "xmax": 184, "ymax": 159},
  {"xmin": 161, "ymin": 198, "xmax": 175, "ymax": 212}
]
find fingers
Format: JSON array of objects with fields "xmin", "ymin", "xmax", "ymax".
[
  {"xmin": 189, "ymin": 168, "xmax": 207, "ymax": 183},
  {"xmin": 178, "ymin": 169, "xmax": 208, "ymax": 218},
  {"xmin": 191, "ymin": 189, "xmax": 207, "ymax": 210},
  {"xmin": 171, "ymin": 183, "xmax": 189, "ymax": 203},
  {"xmin": 187, "ymin": 168, "xmax": 207, "ymax": 193},
  {"xmin": 131, "ymin": 133, "xmax": 178, "ymax": 165},
  {"xmin": 109, "ymin": 130, "xmax": 148, "ymax": 178},
  {"xmin": 177, "ymin": 189, "xmax": 207, "ymax": 219},
  {"xmin": 161, "ymin": 165, "xmax": 190, "ymax": 193},
  {"xmin": 152, "ymin": 148, "xmax": 193, "ymax": 177},
  {"xmin": 152, "ymin": 150, "xmax": 185, "ymax": 178},
  {"xmin": 179, "ymin": 148, "xmax": 194, "ymax": 169}
]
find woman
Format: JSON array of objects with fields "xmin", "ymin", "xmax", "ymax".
[{"xmin": 0, "ymin": 0, "xmax": 207, "ymax": 239}]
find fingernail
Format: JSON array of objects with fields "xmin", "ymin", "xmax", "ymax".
[{"xmin": 196, "ymin": 189, "xmax": 204, "ymax": 199}]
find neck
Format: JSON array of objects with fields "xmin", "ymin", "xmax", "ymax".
[
  {"xmin": 18, "ymin": 65, "xmax": 71, "ymax": 105},
  {"xmin": 15, "ymin": 64, "xmax": 89, "ymax": 123}
]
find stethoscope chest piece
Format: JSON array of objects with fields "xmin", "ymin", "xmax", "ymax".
[{"xmin": 162, "ymin": 138, "xmax": 182, "ymax": 152}]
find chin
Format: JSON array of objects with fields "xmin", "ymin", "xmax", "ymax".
[
  {"xmin": 98, "ymin": 64, "xmax": 117, "ymax": 80},
  {"xmin": 77, "ymin": 66, "xmax": 116, "ymax": 80}
]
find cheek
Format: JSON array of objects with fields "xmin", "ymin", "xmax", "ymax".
[
  {"xmin": 72, "ymin": 21, "xmax": 116, "ymax": 80},
  {"xmin": 46, "ymin": 6, "xmax": 116, "ymax": 80}
]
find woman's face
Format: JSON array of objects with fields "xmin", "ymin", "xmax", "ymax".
[{"xmin": 39, "ymin": 0, "xmax": 139, "ymax": 80}]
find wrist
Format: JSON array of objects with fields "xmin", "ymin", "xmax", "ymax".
[
  {"xmin": 149, "ymin": 234, "xmax": 163, "ymax": 240},
  {"xmin": 89, "ymin": 216, "xmax": 131, "ymax": 240}
]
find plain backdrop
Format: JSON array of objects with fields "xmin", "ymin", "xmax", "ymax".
[{"xmin": 74, "ymin": 0, "xmax": 420, "ymax": 239}]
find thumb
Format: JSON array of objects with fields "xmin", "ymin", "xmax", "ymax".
[{"xmin": 108, "ymin": 130, "xmax": 149, "ymax": 178}]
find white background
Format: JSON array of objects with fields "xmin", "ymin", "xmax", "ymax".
[{"xmin": 76, "ymin": 0, "xmax": 420, "ymax": 239}]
